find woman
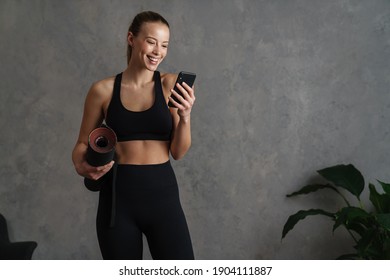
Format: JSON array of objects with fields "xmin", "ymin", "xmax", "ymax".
[{"xmin": 72, "ymin": 11, "xmax": 195, "ymax": 260}]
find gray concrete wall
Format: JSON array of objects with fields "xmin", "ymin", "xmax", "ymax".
[{"xmin": 1, "ymin": 0, "xmax": 389, "ymax": 259}]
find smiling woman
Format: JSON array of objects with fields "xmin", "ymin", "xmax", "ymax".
[
  {"xmin": 72, "ymin": 11, "xmax": 197, "ymax": 260},
  {"xmin": 127, "ymin": 21, "xmax": 169, "ymax": 71},
  {"xmin": 126, "ymin": 11, "xmax": 170, "ymax": 66}
]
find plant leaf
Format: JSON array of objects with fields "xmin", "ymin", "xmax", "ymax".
[
  {"xmin": 346, "ymin": 222, "xmax": 368, "ymax": 237},
  {"xmin": 286, "ymin": 184, "xmax": 339, "ymax": 197},
  {"xmin": 354, "ymin": 229, "xmax": 378, "ymax": 259},
  {"xmin": 377, "ymin": 180, "xmax": 390, "ymax": 195},
  {"xmin": 282, "ymin": 209, "xmax": 335, "ymax": 239},
  {"xmin": 376, "ymin": 214, "xmax": 390, "ymax": 230},
  {"xmin": 333, "ymin": 207, "xmax": 371, "ymax": 232},
  {"xmin": 383, "ymin": 239, "xmax": 390, "ymax": 259},
  {"xmin": 369, "ymin": 184, "xmax": 390, "ymax": 213},
  {"xmin": 287, "ymin": 184, "xmax": 351, "ymax": 206},
  {"xmin": 354, "ymin": 227, "xmax": 390, "ymax": 259},
  {"xmin": 317, "ymin": 164, "xmax": 364, "ymax": 200}
]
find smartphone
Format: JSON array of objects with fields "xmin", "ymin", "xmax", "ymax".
[{"xmin": 168, "ymin": 71, "xmax": 196, "ymax": 107}]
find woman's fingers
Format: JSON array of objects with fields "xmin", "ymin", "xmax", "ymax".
[
  {"xmin": 85, "ymin": 161, "xmax": 114, "ymax": 180},
  {"xmin": 170, "ymin": 83, "xmax": 195, "ymax": 107}
]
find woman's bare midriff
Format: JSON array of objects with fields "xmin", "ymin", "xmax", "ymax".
[{"xmin": 114, "ymin": 140, "xmax": 170, "ymax": 165}]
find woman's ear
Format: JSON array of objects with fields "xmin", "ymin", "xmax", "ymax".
[{"xmin": 127, "ymin": 32, "xmax": 134, "ymax": 47}]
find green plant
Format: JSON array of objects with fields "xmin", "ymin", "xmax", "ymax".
[{"xmin": 282, "ymin": 164, "xmax": 390, "ymax": 259}]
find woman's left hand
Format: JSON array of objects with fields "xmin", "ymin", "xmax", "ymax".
[{"xmin": 168, "ymin": 82, "xmax": 196, "ymax": 121}]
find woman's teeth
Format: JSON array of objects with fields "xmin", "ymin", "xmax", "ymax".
[{"xmin": 148, "ymin": 56, "xmax": 158, "ymax": 63}]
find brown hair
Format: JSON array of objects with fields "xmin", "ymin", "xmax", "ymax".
[{"xmin": 127, "ymin": 11, "xmax": 170, "ymax": 64}]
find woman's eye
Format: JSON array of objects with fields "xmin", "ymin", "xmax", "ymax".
[{"xmin": 147, "ymin": 40, "xmax": 155, "ymax": 45}]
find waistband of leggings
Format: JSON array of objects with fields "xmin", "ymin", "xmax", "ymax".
[{"xmin": 116, "ymin": 160, "xmax": 171, "ymax": 168}]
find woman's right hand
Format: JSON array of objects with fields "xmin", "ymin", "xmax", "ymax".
[{"xmin": 75, "ymin": 160, "xmax": 115, "ymax": 181}]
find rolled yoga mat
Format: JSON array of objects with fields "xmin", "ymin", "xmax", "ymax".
[{"xmin": 84, "ymin": 126, "xmax": 117, "ymax": 191}]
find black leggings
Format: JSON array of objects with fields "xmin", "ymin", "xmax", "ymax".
[{"xmin": 96, "ymin": 161, "xmax": 194, "ymax": 260}]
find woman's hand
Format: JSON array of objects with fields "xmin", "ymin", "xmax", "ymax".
[
  {"xmin": 168, "ymin": 82, "xmax": 196, "ymax": 121},
  {"xmin": 75, "ymin": 160, "xmax": 115, "ymax": 181}
]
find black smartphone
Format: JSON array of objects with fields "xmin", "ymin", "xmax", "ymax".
[{"xmin": 168, "ymin": 71, "xmax": 196, "ymax": 107}]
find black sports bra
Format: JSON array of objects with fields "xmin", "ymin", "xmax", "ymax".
[{"xmin": 106, "ymin": 71, "xmax": 172, "ymax": 142}]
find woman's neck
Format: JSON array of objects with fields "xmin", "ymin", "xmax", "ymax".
[{"xmin": 122, "ymin": 62, "xmax": 155, "ymax": 87}]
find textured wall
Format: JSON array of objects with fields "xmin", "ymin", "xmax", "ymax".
[{"xmin": 1, "ymin": 0, "xmax": 389, "ymax": 259}]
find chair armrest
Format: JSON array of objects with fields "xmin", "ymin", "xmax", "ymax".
[{"xmin": 0, "ymin": 241, "xmax": 38, "ymax": 260}]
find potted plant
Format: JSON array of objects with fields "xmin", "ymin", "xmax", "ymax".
[{"xmin": 282, "ymin": 164, "xmax": 390, "ymax": 259}]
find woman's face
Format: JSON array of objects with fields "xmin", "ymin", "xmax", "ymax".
[{"xmin": 128, "ymin": 21, "xmax": 170, "ymax": 71}]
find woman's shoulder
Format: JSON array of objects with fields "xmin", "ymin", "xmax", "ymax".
[
  {"xmin": 160, "ymin": 72, "xmax": 178, "ymax": 90},
  {"xmin": 90, "ymin": 75, "xmax": 116, "ymax": 93},
  {"xmin": 87, "ymin": 75, "xmax": 116, "ymax": 100}
]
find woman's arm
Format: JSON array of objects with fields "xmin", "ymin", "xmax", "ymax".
[
  {"xmin": 72, "ymin": 81, "xmax": 114, "ymax": 180},
  {"xmin": 164, "ymin": 74, "xmax": 196, "ymax": 160}
]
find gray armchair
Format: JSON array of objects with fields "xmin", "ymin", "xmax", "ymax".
[{"xmin": 0, "ymin": 213, "xmax": 37, "ymax": 259}]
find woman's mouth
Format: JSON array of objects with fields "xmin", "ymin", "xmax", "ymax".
[{"xmin": 147, "ymin": 56, "xmax": 159, "ymax": 64}]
